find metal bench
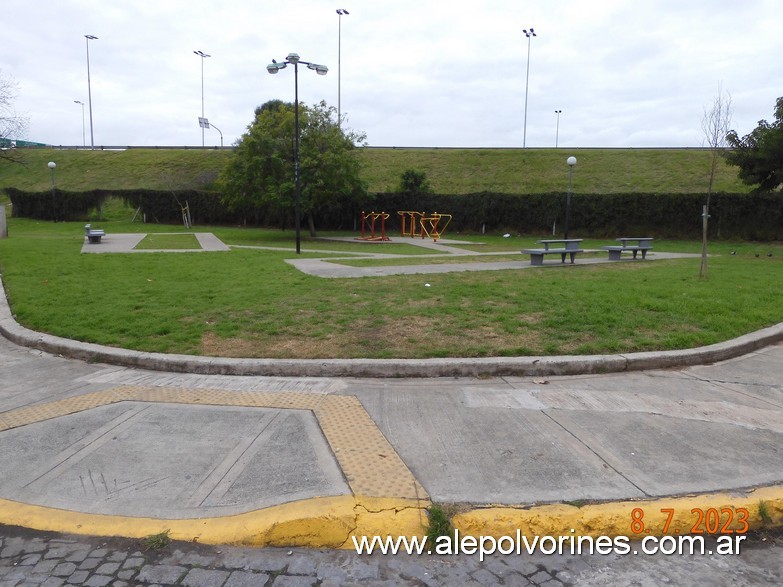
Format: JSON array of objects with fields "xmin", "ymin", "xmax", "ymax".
[
  {"xmin": 84, "ymin": 224, "xmax": 105, "ymax": 244},
  {"xmin": 522, "ymin": 239, "xmax": 584, "ymax": 266},
  {"xmin": 602, "ymin": 237, "xmax": 653, "ymax": 260}
]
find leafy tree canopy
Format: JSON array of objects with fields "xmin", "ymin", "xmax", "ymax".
[
  {"xmin": 218, "ymin": 100, "xmax": 369, "ymax": 234},
  {"xmin": 397, "ymin": 169, "xmax": 432, "ymax": 195},
  {"xmin": 724, "ymin": 96, "xmax": 783, "ymax": 191}
]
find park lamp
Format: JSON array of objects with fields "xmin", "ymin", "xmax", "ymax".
[
  {"xmin": 266, "ymin": 52, "xmax": 329, "ymax": 254},
  {"xmin": 564, "ymin": 156, "xmax": 577, "ymax": 239}
]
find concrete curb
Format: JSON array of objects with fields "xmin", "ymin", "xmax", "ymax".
[
  {"xmin": 1, "ymin": 276, "xmax": 782, "ymax": 378},
  {"xmin": 2, "ymin": 487, "xmax": 781, "ymax": 549}
]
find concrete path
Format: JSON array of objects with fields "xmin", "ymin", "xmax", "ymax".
[{"xmin": 80, "ymin": 232, "xmax": 231, "ymax": 254}]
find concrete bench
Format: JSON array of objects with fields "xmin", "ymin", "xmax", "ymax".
[
  {"xmin": 84, "ymin": 224, "xmax": 105, "ymax": 244},
  {"xmin": 522, "ymin": 239, "xmax": 584, "ymax": 266},
  {"xmin": 602, "ymin": 237, "xmax": 653, "ymax": 260}
]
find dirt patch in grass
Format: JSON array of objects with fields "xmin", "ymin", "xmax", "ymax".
[{"xmin": 200, "ymin": 317, "xmax": 547, "ymax": 359}]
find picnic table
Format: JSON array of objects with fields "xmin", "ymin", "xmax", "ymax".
[
  {"xmin": 602, "ymin": 237, "xmax": 653, "ymax": 260},
  {"xmin": 522, "ymin": 239, "xmax": 584, "ymax": 266}
]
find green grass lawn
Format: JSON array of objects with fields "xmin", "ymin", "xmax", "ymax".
[
  {"xmin": 1, "ymin": 218, "xmax": 781, "ymax": 359},
  {"xmin": 134, "ymin": 233, "xmax": 201, "ymax": 250}
]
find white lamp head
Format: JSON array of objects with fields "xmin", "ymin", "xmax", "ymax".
[
  {"xmin": 567, "ymin": 156, "xmax": 577, "ymax": 167},
  {"xmin": 48, "ymin": 161, "xmax": 56, "ymax": 169}
]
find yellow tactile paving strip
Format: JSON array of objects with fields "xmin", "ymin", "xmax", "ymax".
[{"xmin": 0, "ymin": 385, "xmax": 428, "ymax": 501}]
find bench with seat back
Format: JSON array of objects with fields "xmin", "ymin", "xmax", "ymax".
[
  {"xmin": 602, "ymin": 237, "xmax": 653, "ymax": 260},
  {"xmin": 84, "ymin": 224, "xmax": 105, "ymax": 244},
  {"xmin": 522, "ymin": 239, "xmax": 584, "ymax": 266}
]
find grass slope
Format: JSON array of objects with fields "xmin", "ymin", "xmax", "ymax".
[{"xmin": 0, "ymin": 147, "xmax": 751, "ymax": 198}]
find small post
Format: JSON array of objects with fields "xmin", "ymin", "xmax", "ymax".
[
  {"xmin": 699, "ymin": 205, "xmax": 709, "ymax": 279},
  {"xmin": 0, "ymin": 205, "xmax": 8, "ymax": 238}
]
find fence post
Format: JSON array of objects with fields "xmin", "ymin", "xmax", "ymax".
[{"xmin": 0, "ymin": 205, "xmax": 7, "ymax": 238}]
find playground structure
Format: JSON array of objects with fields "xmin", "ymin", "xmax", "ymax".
[
  {"xmin": 398, "ymin": 210, "xmax": 452, "ymax": 242},
  {"xmin": 356, "ymin": 210, "xmax": 453, "ymax": 243},
  {"xmin": 355, "ymin": 210, "xmax": 391, "ymax": 241}
]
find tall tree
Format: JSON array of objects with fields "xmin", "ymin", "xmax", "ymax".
[
  {"xmin": 725, "ymin": 96, "xmax": 783, "ymax": 192},
  {"xmin": 0, "ymin": 71, "xmax": 29, "ymax": 163},
  {"xmin": 699, "ymin": 86, "xmax": 732, "ymax": 279},
  {"xmin": 219, "ymin": 100, "xmax": 369, "ymax": 235}
]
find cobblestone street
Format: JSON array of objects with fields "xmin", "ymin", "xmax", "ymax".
[{"xmin": 3, "ymin": 525, "xmax": 783, "ymax": 586}]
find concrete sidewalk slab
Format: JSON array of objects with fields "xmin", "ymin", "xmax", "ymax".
[{"xmin": 80, "ymin": 232, "xmax": 230, "ymax": 253}]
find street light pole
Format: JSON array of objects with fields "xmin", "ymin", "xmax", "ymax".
[
  {"xmin": 555, "ymin": 109, "xmax": 562, "ymax": 148},
  {"xmin": 267, "ymin": 53, "xmax": 328, "ymax": 255},
  {"xmin": 564, "ymin": 156, "xmax": 577, "ymax": 239},
  {"xmin": 194, "ymin": 50, "xmax": 211, "ymax": 147},
  {"xmin": 336, "ymin": 9, "xmax": 349, "ymax": 127},
  {"xmin": 74, "ymin": 100, "xmax": 86, "ymax": 148},
  {"xmin": 522, "ymin": 27, "xmax": 536, "ymax": 148},
  {"xmin": 84, "ymin": 35, "xmax": 98, "ymax": 150}
]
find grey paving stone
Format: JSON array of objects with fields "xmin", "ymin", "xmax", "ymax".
[
  {"xmin": 78, "ymin": 558, "xmax": 102, "ymax": 570},
  {"xmin": 135, "ymin": 564, "xmax": 187, "ymax": 584},
  {"xmin": 105, "ymin": 553, "xmax": 126, "ymax": 563},
  {"xmin": 51, "ymin": 563, "xmax": 77, "ymax": 577},
  {"xmin": 40, "ymin": 578, "xmax": 65, "ymax": 587},
  {"xmin": 181, "ymin": 568, "xmax": 230, "ymax": 587},
  {"xmin": 94, "ymin": 563, "xmax": 120, "ymax": 575},
  {"xmin": 270, "ymin": 575, "xmax": 317, "ymax": 587},
  {"xmin": 19, "ymin": 554, "xmax": 42, "ymax": 566},
  {"xmin": 64, "ymin": 549, "xmax": 91, "ymax": 563},
  {"xmin": 83, "ymin": 575, "xmax": 114, "ymax": 587},
  {"xmin": 67, "ymin": 570, "xmax": 89, "ymax": 584},
  {"xmin": 121, "ymin": 558, "xmax": 144, "ymax": 570},
  {"xmin": 224, "ymin": 571, "xmax": 270, "ymax": 587},
  {"xmin": 31, "ymin": 560, "xmax": 58, "ymax": 575}
]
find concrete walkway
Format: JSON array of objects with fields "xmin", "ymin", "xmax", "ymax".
[{"xmin": 2, "ymin": 235, "xmax": 783, "ymax": 547}]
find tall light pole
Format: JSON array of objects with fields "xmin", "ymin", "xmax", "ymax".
[
  {"xmin": 564, "ymin": 156, "xmax": 577, "ymax": 239},
  {"xmin": 336, "ymin": 9, "xmax": 349, "ymax": 127},
  {"xmin": 522, "ymin": 27, "xmax": 536, "ymax": 148},
  {"xmin": 267, "ymin": 53, "xmax": 328, "ymax": 255},
  {"xmin": 194, "ymin": 50, "xmax": 211, "ymax": 147},
  {"xmin": 555, "ymin": 109, "xmax": 562, "ymax": 148},
  {"xmin": 84, "ymin": 35, "xmax": 98, "ymax": 150},
  {"xmin": 74, "ymin": 100, "xmax": 86, "ymax": 147}
]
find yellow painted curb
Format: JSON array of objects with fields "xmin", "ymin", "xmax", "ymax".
[
  {"xmin": 454, "ymin": 485, "xmax": 783, "ymax": 539},
  {"xmin": 0, "ymin": 495, "xmax": 430, "ymax": 548}
]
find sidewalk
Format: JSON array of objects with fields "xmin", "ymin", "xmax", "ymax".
[{"xmin": 1, "ymin": 274, "xmax": 783, "ymax": 547}]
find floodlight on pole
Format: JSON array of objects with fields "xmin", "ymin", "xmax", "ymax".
[
  {"xmin": 555, "ymin": 109, "xmax": 562, "ymax": 148},
  {"xmin": 336, "ymin": 8, "xmax": 349, "ymax": 127},
  {"xmin": 74, "ymin": 100, "xmax": 86, "ymax": 147},
  {"xmin": 267, "ymin": 53, "xmax": 328, "ymax": 255},
  {"xmin": 522, "ymin": 27, "xmax": 536, "ymax": 148},
  {"xmin": 194, "ymin": 50, "xmax": 211, "ymax": 146},
  {"xmin": 84, "ymin": 35, "xmax": 98, "ymax": 150}
]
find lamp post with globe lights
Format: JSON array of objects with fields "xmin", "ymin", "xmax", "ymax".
[{"xmin": 564, "ymin": 156, "xmax": 577, "ymax": 239}]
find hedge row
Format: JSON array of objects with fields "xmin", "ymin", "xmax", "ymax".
[
  {"xmin": 5, "ymin": 187, "xmax": 107, "ymax": 222},
  {"xmin": 5, "ymin": 188, "xmax": 782, "ymax": 240},
  {"xmin": 372, "ymin": 191, "xmax": 783, "ymax": 240}
]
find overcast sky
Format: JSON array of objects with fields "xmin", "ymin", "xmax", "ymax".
[{"xmin": 3, "ymin": 0, "xmax": 781, "ymax": 149}]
